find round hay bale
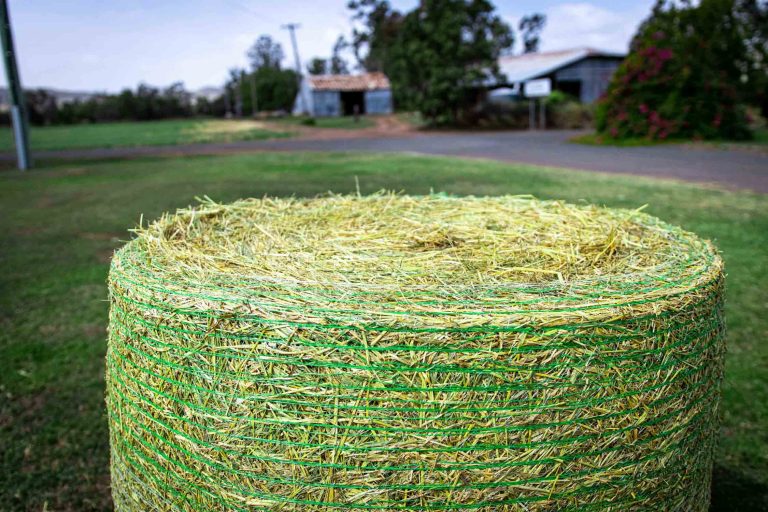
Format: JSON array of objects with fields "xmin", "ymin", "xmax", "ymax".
[{"xmin": 106, "ymin": 194, "xmax": 725, "ymax": 511}]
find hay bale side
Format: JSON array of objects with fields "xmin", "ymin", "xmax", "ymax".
[{"xmin": 106, "ymin": 195, "xmax": 725, "ymax": 511}]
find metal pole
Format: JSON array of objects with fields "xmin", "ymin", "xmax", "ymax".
[
  {"xmin": 282, "ymin": 23, "xmax": 309, "ymax": 115},
  {"xmin": 0, "ymin": 0, "xmax": 30, "ymax": 170},
  {"xmin": 539, "ymin": 99, "xmax": 546, "ymax": 130}
]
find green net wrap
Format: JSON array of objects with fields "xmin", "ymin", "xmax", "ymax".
[{"xmin": 106, "ymin": 195, "xmax": 725, "ymax": 511}]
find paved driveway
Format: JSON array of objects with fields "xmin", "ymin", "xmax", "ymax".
[{"xmin": 16, "ymin": 130, "xmax": 768, "ymax": 193}]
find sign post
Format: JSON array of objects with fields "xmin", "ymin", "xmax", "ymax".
[{"xmin": 523, "ymin": 78, "xmax": 552, "ymax": 130}]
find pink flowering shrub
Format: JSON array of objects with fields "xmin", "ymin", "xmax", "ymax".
[{"xmin": 596, "ymin": 0, "xmax": 751, "ymax": 141}]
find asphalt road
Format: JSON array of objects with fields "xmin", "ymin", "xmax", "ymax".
[{"xmin": 15, "ymin": 130, "xmax": 768, "ymax": 193}]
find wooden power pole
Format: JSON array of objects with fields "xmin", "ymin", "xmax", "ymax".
[{"xmin": 0, "ymin": 0, "xmax": 30, "ymax": 170}]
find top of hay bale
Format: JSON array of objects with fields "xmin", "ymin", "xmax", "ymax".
[{"xmin": 111, "ymin": 194, "xmax": 721, "ymax": 327}]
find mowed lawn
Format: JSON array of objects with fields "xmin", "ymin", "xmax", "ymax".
[
  {"xmin": 0, "ymin": 118, "xmax": 292, "ymax": 152},
  {"xmin": 1, "ymin": 152, "xmax": 766, "ymax": 511}
]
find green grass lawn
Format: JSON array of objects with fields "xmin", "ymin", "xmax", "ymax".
[
  {"xmin": 1, "ymin": 152, "xmax": 766, "ymax": 511},
  {"xmin": 0, "ymin": 118, "xmax": 292, "ymax": 152},
  {"xmin": 276, "ymin": 115, "xmax": 376, "ymax": 129}
]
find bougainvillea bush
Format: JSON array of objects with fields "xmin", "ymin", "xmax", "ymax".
[{"xmin": 596, "ymin": 0, "xmax": 752, "ymax": 141}]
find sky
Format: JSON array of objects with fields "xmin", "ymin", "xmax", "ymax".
[{"xmin": 2, "ymin": 0, "xmax": 656, "ymax": 93}]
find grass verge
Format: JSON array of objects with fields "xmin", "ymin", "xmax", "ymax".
[
  {"xmin": 0, "ymin": 118, "xmax": 293, "ymax": 152},
  {"xmin": 1, "ymin": 152, "xmax": 766, "ymax": 511}
]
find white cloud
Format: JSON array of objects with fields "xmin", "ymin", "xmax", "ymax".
[{"xmin": 538, "ymin": 2, "xmax": 652, "ymax": 53}]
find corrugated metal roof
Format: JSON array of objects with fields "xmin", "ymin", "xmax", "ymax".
[
  {"xmin": 307, "ymin": 72, "xmax": 390, "ymax": 91},
  {"xmin": 498, "ymin": 47, "xmax": 625, "ymax": 83}
]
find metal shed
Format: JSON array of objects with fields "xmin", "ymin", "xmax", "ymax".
[
  {"xmin": 496, "ymin": 48, "xmax": 625, "ymax": 103},
  {"xmin": 293, "ymin": 72, "xmax": 393, "ymax": 117}
]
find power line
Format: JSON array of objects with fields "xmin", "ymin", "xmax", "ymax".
[
  {"xmin": 0, "ymin": 0, "xmax": 30, "ymax": 170},
  {"xmin": 282, "ymin": 23, "xmax": 308, "ymax": 115}
]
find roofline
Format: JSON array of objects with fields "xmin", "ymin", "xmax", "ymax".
[
  {"xmin": 498, "ymin": 47, "xmax": 627, "ymax": 62},
  {"xmin": 497, "ymin": 47, "xmax": 626, "ymax": 84}
]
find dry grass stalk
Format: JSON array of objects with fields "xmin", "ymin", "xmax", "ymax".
[{"xmin": 106, "ymin": 194, "xmax": 725, "ymax": 511}]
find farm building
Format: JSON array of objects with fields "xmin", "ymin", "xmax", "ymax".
[
  {"xmin": 494, "ymin": 47, "xmax": 625, "ymax": 103},
  {"xmin": 293, "ymin": 72, "xmax": 393, "ymax": 117}
]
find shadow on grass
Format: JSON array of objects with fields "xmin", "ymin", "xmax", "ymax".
[{"xmin": 711, "ymin": 464, "xmax": 768, "ymax": 511}]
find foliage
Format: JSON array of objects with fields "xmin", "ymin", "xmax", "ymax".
[
  {"xmin": 307, "ymin": 57, "xmax": 327, "ymax": 75},
  {"xmin": 307, "ymin": 35, "xmax": 350, "ymax": 76},
  {"xmin": 385, "ymin": 0, "xmax": 514, "ymax": 123},
  {"xmin": 247, "ymin": 35, "xmax": 284, "ymax": 70},
  {"xmin": 737, "ymin": 0, "xmax": 768, "ymax": 117},
  {"xmin": 518, "ymin": 14, "xmax": 546, "ymax": 53},
  {"xmin": 348, "ymin": 0, "xmax": 546, "ymax": 124},
  {"xmin": 596, "ymin": 0, "xmax": 755, "ymax": 141},
  {"xmin": 24, "ymin": 89, "xmax": 58, "ymax": 125},
  {"xmin": 348, "ymin": 0, "xmax": 403, "ymax": 72},
  {"xmin": 226, "ymin": 66, "xmax": 299, "ymax": 114},
  {"xmin": 15, "ymin": 82, "xmax": 201, "ymax": 126},
  {"xmin": 468, "ymin": 98, "xmax": 592, "ymax": 129},
  {"xmin": 223, "ymin": 35, "xmax": 299, "ymax": 115},
  {"xmin": 330, "ymin": 36, "xmax": 350, "ymax": 74}
]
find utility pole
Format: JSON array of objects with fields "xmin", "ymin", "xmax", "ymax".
[
  {"xmin": 282, "ymin": 23, "xmax": 308, "ymax": 115},
  {"xmin": 0, "ymin": 0, "xmax": 30, "ymax": 170}
]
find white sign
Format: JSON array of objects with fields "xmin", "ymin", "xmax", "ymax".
[{"xmin": 523, "ymin": 78, "xmax": 551, "ymax": 98}]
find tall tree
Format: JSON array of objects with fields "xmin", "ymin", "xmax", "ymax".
[
  {"xmin": 247, "ymin": 35, "xmax": 284, "ymax": 70},
  {"xmin": 348, "ymin": 0, "xmax": 403, "ymax": 72},
  {"xmin": 307, "ymin": 57, "xmax": 328, "ymax": 75},
  {"xmin": 386, "ymin": 0, "xmax": 513, "ymax": 123},
  {"xmin": 330, "ymin": 36, "xmax": 350, "ymax": 74},
  {"xmin": 737, "ymin": 0, "xmax": 768, "ymax": 116},
  {"xmin": 518, "ymin": 14, "xmax": 546, "ymax": 53}
]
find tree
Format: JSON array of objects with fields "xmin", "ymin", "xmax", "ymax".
[
  {"xmin": 330, "ymin": 36, "xmax": 350, "ymax": 74},
  {"xmin": 227, "ymin": 67, "xmax": 299, "ymax": 113},
  {"xmin": 24, "ymin": 89, "xmax": 58, "ymax": 125},
  {"xmin": 518, "ymin": 14, "xmax": 546, "ymax": 53},
  {"xmin": 737, "ymin": 0, "xmax": 768, "ymax": 116},
  {"xmin": 247, "ymin": 35, "xmax": 284, "ymax": 70},
  {"xmin": 596, "ymin": 0, "xmax": 754, "ymax": 140},
  {"xmin": 385, "ymin": 0, "xmax": 513, "ymax": 123},
  {"xmin": 348, "ymin": 0, "xmax": 403, "ymax": 72},
  {"xmin": 307, "ymin": 57, "xmax": 328, "ymax": 75}
]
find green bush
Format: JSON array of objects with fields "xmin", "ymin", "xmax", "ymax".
[
  {"xmin": 596, "ymin": 0, "xmax": 751, "ymax": 141},
  {"xmin": 550, "ymin": 101, "xmax": 593, "ymax": 129},
  {"xmin": 470, "ymin": 98, "xmax": 592, "ymax": 130}
]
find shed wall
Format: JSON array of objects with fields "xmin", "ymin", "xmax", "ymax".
[
  {"xmin": 553, "ymin": 57, "xmax": 622, "ymax": 103},
  {"xmin": 364, "ymin": 90, "xmax": 393, "ymax": 115},
  {"xmin": 312, "ymin": 90, "xmax": 342, "ymax": 117}
]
